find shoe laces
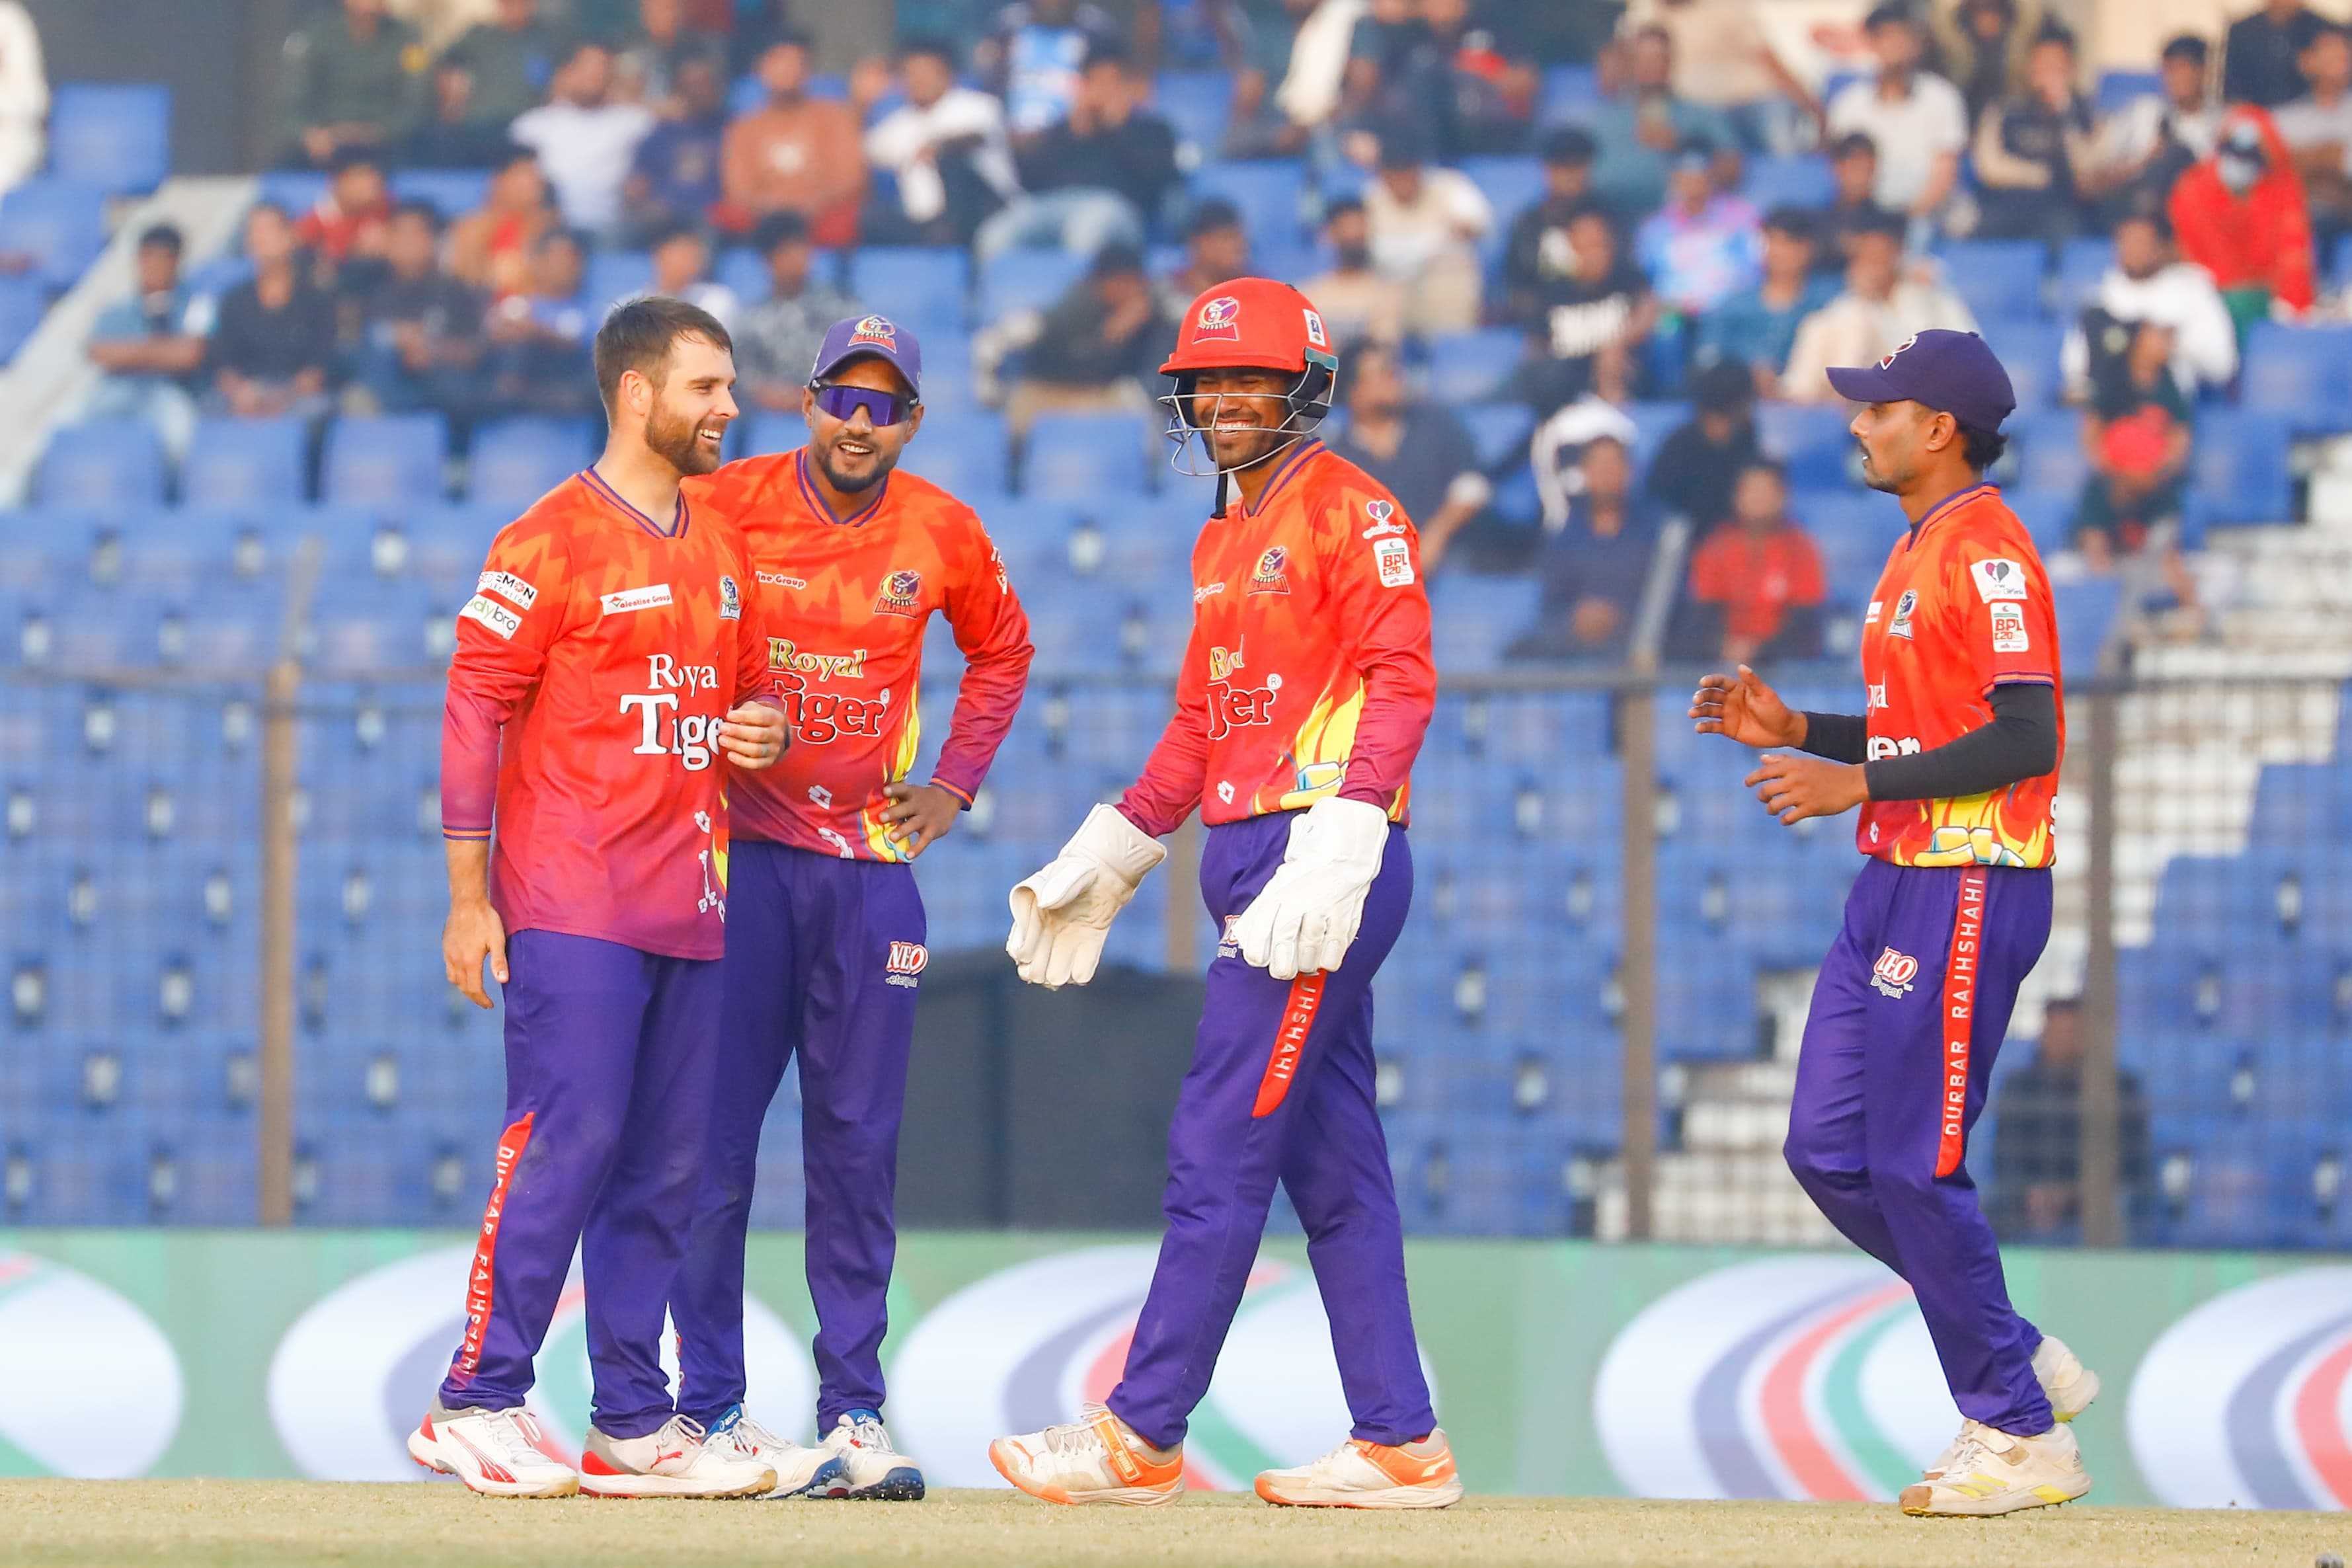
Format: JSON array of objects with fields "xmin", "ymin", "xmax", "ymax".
[
  {"xmin": 479, "ymin": 1408, "xmax": 553, "ymax": 1467},
  {"xmin": 734, "ymin": 1411, "xmax": 792, "ymax": 1454},
  {"xmin": 839, "ymin": 1410, "xmax": 896, "ymax": 1455},
  {"xmin": 649, "ymin": 1413, "xmax": 709, "ymax": 1455},
  {"xmin": 1942, "ymin": 1420, "xmax": 2005, "ymax": 1478},
  {"xmin": 1037, "ymin": 1403, "xmax": 1115, "ymax": 1458}
]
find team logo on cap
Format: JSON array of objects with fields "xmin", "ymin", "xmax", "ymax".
[
  {"xmin": 1878, "ymin": 334, "xmax": 1919, "ymax": 370},
  {"xmin": 1196, "ymin": 295, "xmax": 1242, "ymax": 342},
  {"xmin": 873, "ymin": 568, "xmax": 923, "ymax": 617},
  {"xmin": 848, "ymin": 315, "xmax": 897, "ymax": 348},
  {"xmin": 1249, "ymin": 545, "xmax": 1290, "ymax": 596}
]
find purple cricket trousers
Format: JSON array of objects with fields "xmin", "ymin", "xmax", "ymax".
[
  {"xmin": 1107, "ymin": 810, "xmax": 1438, "ymax": 1452},
  {"xmin": 438, "ymin": 929, "xmax": 721, "ymax": 1440},
  {"xmin": 1784, "ymin": 857, "xmax": 2055, "ymax": 1435},
  {"xmin": 672, "ymin": 840, "xmax": 926, "ymax": 1430}
]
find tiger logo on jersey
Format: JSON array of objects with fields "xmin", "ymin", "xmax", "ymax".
[
  {"xmin": 1249, "ymin": 546, "xmax": 1290, "ymax": 596},
  {"xmin": 874, "ymin": 568, "xmax": 923, "ymax": 617}
]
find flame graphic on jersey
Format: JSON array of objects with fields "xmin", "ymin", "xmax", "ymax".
[
  {"xmin": 857, "ymin": 676, "xmax": 927, "ymax": 862},
  {"xmin": 1263, "ymin": 677, "xmax": 1409, "ymax": 821},
  {"xmin": 1889, "ymin": 787, "xmax": 2053, "ymax": 869}
]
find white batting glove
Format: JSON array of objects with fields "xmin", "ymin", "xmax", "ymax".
[
  {"xmin": 1006, "ymin": 804, "xmax": 1169, "ymax": 988},
  {"xmin": 1230, "ymin": 797, "xmax": 1391, "ymax": 980}
]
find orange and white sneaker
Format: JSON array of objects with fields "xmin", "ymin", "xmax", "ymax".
[
  {"xmin": 988, "ymin": 1402, "xmax": 1185, "ymax": 1506},
  {"xmin": 407, "ymin": 1401, "xmax": 578, "ymax": 1497},
  {"xmin": 1255, "ymin": 1431, "xmax": 1464, "ymax": 1509},
  {"xmin": 577, "ymin": 1413, "xmax": 777, "ymax": 1499}
]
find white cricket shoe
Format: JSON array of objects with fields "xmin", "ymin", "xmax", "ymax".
[
  {"xmin": 989, "ymin": 1402, "xmax": 1185, "ymax": 1506},
  {"xmin": 407, "ymin": 1401, "xmax": 578, "ymax": 1498},
  {"xmin": 577, "ymin": 1413, "xmax": 777, "ymax": 1498},
  {"xmin": 1900, "ymin": 1420, "xmax": 2092, "ymax": 1516},
  {"xmin": 1255, "ymin": 1431, "xmax": 1464, "ymax": 1509},
  {"xmin": 707, "ymin": 1403, "xmax": 845, "ymax": 1499},
  {"xmin": 1924, "ymin": 1334, "xmax": 2101, "ymax": 1479},
  {"xmin": 816, "ymin": 1409, "xmax": 925, "ymax": 1500}
]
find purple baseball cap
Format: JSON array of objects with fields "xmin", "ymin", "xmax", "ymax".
[
  {"xmin": 1824, "ymin": 329, "xmax": 2014, "ymax": 433},
  {"xmin": 809, "ymin": 313, "xmax": 923, "ymax": 397}
]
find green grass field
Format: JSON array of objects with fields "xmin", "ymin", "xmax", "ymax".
[{"xmin": 3, "ymin": 1483, "xmax": 2346, "ymax": 1568}]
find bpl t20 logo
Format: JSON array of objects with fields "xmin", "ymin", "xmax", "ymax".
[{"xmin": 619, "ymin": 654, "xmax": 725, "ymax": 769}]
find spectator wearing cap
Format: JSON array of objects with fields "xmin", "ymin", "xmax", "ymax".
[
  {"xmin": 620, "ymin": 52, "xmax": 729, "ymax": 243},
  {"xmin": 1618, "ymin": 0, "xmax": 1814, "ymax": 153},
  {"xmin": 978, "ymin": 48, "xmax": 1179, "ymax": 263},
  {"xmin": 1325, "ymin": 340, "xmax": 1491, "ymax": 571},
  {"xmin": 1781, "ymin": 214, "xmax": 1977, "ymax": 402},
  {"xmin": 1933, "ymin": 0, "xmax": 2047, "ymax": 123},
  {"xmin": 208, "ymin": 203, "xmax": 338, "ymax": 424},
  {"xmin": 1676, "ymin": 459, "xmax": 1826, "ymax": 662},
  {"xmin": 1815, "ymin": 132, "xmax": 1899, "ymax": 278},
  {"xmin": 862, "ymin": 36, "xmax": 1020, "ymax": 247},
  {"xmin": 999, "ymin": 242, "xmax": 1171, "ymax": 440},
  {"xmin": 2060, "ymin": 211, "xmax": 2238, "ymax": 399},
  {"xmin": 444, "ymin": 0, "xmax": 574, "ymax": 131},
  {"xmin": 1698, "ymin": 207, "xmax": 1836, "ymax": 396},
  {"xmin": 347, "ymin": 200, "xmax": 487, "ymax": 428},
  {"xmin": 733, "ymin": 212, "xmax": 855, "ymax": 413},
  {"xmin": 510, "ymin": 42, "xmax": 656, "ymax": 239},
  {"xmin": 981, "ymin": 0, "xmax": 1125, "ymax": 137},
  {"xmin": 1503, "ymin": 128, "xmax": 1598, "ymax": 327},
  {"xmin": 276, "ymin": 0, "xmax": 426, "ymax": 169},
  {"xmin": 1635, "ymin": 136, "xmax": 1762, "ymax": 319},
  {"xmin": 1646, "ymin": 359, "xmax": 1761, "ymax": 541},
  {"xmin": 1528, "ymin": 340, "xmax": 1643, "ymax": 538},
  {"xmin": 2272, "ymin": 24, "xmax": 2352, "ymax": 258},
  {"xmin": 1158, "ymin": 200, "xmax": 1251, "ymax": 319},
  {"xmin": 86, "ymin": 223, "xmax": 209, "ymax": 460},
  {"xmin": 485, "ymin": 228, "xmax": 599, "ymax": 418},
  {"xmin": 1825, "ymin": 7, "xmax": 1969, "ymax": 233},
  {"xmin": 2083, "ymin": 34, "xmax": 2221, "ymax": 224},
  {"xmin": 2224, "ymin": 0, "xmax": 2329, "ymax": 110},
  {"xmin": 1363, "ymin": 136, "xmax": 1493, "ymax": 334},
  {"xmin": 1512, "ymin": 204, "xmax": 1659, "ymax": 412},
  {"xmin": 2169, "ymin": 106, "xmax": 2316, "ymax": 329},
  {"xmin": 645, "ymin": 220, "xmax": 740, "ymax": 328},
  {"xmin": 401, "ymin": 59, "xmax": 522, "ymax": 169},
  {"xmin": 1971, "ymin": 24, "xmax": 2096, "ymax": 245},
  {"xmin": 721, "ymin": 34, "xmax": 867, "ymax": 249},
  {"xmin": 1588, "ymin": 26, "xmax": 1738, "ymax": 217},
  {"xmin": 1301, "ymin": 195, "xmax": 1409, "ymax": 349},
  {"xmin": 450, "ymin": 146, "xmax": 557, "ymax": 300},
  {"xmin": 1510, "ymin": 433, "xmax": 1667, "ymax": 664}
]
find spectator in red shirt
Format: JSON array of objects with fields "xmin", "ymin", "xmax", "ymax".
[
  {"xmin": 2170, "ymin": 106, "xmax": 2316, "ymax": 327},
  {"xmin": 296, "ymin": 144, "xmax": 393, "ymax": 278},
  {"xmin": 1678, "ymin": 459, "xmax": 1826, "ymax": 662}
]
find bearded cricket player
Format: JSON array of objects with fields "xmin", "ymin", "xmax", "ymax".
[
  {"xmin": 412, "ymin": 298, "xmax": 789, "ymax": 1499},
  {"xmin": 1692, "ymin": 329, "xmax": 2099, "ymax": 1516},
  {"xmin": 666, "ymin": 315, "xmax": 1034, "ymax": 1499},
  {"xmin": 986, "ymin": 277, "xmax": 1458, "ymax": 1509}
]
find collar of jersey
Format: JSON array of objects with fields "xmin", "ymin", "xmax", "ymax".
[
  {"xmin": 795, "ymin": 448, "xmax": 890, "ymax": 527},
  {"xmin": 1229, "ymin": 438, "xmax": 1323, "ymax": 519},
  {"xmin": 578, "ymin": 466, "xmax": 689, "ymax": 539},
  {"xmin": 1906, "ymin": 480, "xmax": 1996, "ymax": 548}
]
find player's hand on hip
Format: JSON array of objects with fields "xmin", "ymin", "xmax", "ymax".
[
  {"xmin": 1746, "ymin": 754, "xmax": 1869, "ymax": 825},
  {"xmin": 444, "ymin": 896, "xmax": 508, "ymax": 1009},
  {"xmin": 882, "ymin": 781, "xmax": 961, "ymax": 859},
  {"xmin": 1692, "ymin": 664, "xmax": 1807, "ymax": 749},
  {"xmin": 718, "ymin": 701, "xmax": 788, "ymax": 769},
  {"xmin": 1233, "ymin": 797, "xmax": 1389, "ymax": 980},
  {"xmin": 1006, "ymin": 804, "xmax": 1167, "ymax": 988}
]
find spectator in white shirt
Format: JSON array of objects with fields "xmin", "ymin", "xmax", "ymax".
[
  {"xmin": 863, "ymin": 36, "xmax": 1021, "ymax": 247},
  {"xmin": 0, "ymin": 1, "xmax": 42, "ymax": 200},
  {"xmin": 2059, "ymin": 211, "xmax": 2238, "ymax": 399},
  {"xmin": 1618, "ymin": 0, "xmax": 1813, "ymax": 153},
  {"xmin": 2083, "ymin": 34, "xmax": 2221, "ymax": 225},
  {"xmin": 1825, "ymin": 5, "xmax": 1969, "ymax": 233},
  {"xmin": 508, "ymin": 42, "xmax": 656, "ymax": 239},
  {"xmin": 2273, "ymin": 24, "xmax": 2352, "ymax": 258},
  {"xmin": 1781, "ymin": 214, "xmax": 1977, "ymax": 402},
  {"xmin": 1363, "ymin": 135, "xmax": 1493, "ymax": 334}
]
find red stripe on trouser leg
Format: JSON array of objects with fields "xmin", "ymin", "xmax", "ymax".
[
  {"xmin": 1934, "ymin": 867, "xmax": 1987, "ymax": 1178},
  {"xmin": 1251, "ymin": 974, "xmax": 1326, "ymax": 1117},
  {"xmin": 451, "ymin": 1113, "xmax": 534, "ymax": 1380}
]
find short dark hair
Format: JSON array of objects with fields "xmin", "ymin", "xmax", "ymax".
[
  {"xmin": 328, "ymin": 142, "xmax": 383, "ymax": 176},
  {"xmin": 1863, "ymin": 3, "xmax": 1915, "ymax": 34},
  {"xmin": 1324, "ymin": 194, "xmax": 1366, "ymax": 221},
  {"xmin": 593, "ymin": 296, "xmax": 733, "ymax": 412},
  {"xmin": 136, "ymin": 222, "xmax": 183, "ymax": 255},
  {"xmin": 538, "ymin": 226, "xmax": 586, "ymax": 256},
  {"xmin": 648, "ymin": 217, "xmax": 705, "ymax": 251},
  {"xmin": 1853, "ymin": 208, "xmax": 1908, "ymax": 242},
  {"xmin": 1692, "ymin": 358, "xmax": 1754, "ymax": 413},
  {"xmin": 1830, "ymin": 131, "xmax": 1877, "ymax": 162},
  {"xmin": 2116, "ymin": 208, "xmax": 2175, "ymax": 242},
  {"xmin": 2161, "ymin": 34, "xmax": 2209, "ymax": 66},
  {"xmin": 752, "ymin": 210, "xmax": 810, "ymax": 253},
  {"xmin": 247, "ymin": 200, "xmax": 290, "ymax": 226},
  {"xmin": 494, "ymin": 141, "xmax": 537, "ymax": 171},
  {"xmin": 1540, "ymin": 125, "xmax": 1598, "ymax": 167},
  {"xmin": 899, "ymin": 34, "xmax": 958, "ymax": 67},
  {"xmin": 1739, "ymin": 457, "xmax": 1788, "ymax": 487},
  {"xmin": 1188, "ymin": 196, "xmax": 1243, "ymax": 237},
  {"xmin": 1959, "ymin": 422, "xmax": 2008, "ymax": 471},
  {"xmin": 390, "ymin": 199, "xmax": 442, "ymax": 230},
  {"xmin": 1083, "ymin": 42, "xmax": 1132, "ymax": 74},
  {"xmin": 2033, "ymin": 20, "xmax": 2078, "ymax": 53},
  {"xmin": 1762, "ymin": 205, "xmax": 1815, "ymax": 241}
]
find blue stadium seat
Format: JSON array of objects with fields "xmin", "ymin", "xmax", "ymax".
[
  {"xmin": 711, "ymin": 245, "xmax": 767, "ymax": 307},
  {"xmin": 388, "ymin": 169, "xmax": 490, "ymax": 220},
  {"xmin": 1462, "ymin": 401, "xmax": 1536, "ymax": 468},
  {"xmin": 2055, "ymin": 237, "xmax": 2113, "ymax": 319},
  {"xmin": 0, "ymin": 270, "xmax": 44, "ymax": 360},
  {"xmin": 896, "ymin": 412, "xmax": 1009, "ymax": 493},
  {"xmin": 2240, "ymin": 323, "xmax": 2352, "ymax": 426},
  {"xmin": 1190, "ymin": 160, "xmax": 1308, "ymax": 246},
  {"xmin": 1755, "ymin": 401, "xmax": 1854, "ymax": 488},
  {"xmin": 181, "ymin": 416, "xmax": 306, "ymax": 509},
  {"xmin": 2096, "ymin": 70, "xmax": 2161, "ymax": 114},
  {"xmin": 1742, "ymin": 155, "xmax": 1835, "ymax": 210},
  {"xmin": 2188, "ymin": 408, "xmax": 2293, "ymax": 527},
  {"xmin": 2002, "ymin": 487, "xmax": 2074, "ymax": 555},
  {"xmin": 1623, "ymin": 400, "xmax": 1689, "ymax": 468},
  {"xmin": 740, "ymin": 410, "xmax": 806, "ymax": 457},
  {"xmin": 978, "ymin": 247, "xmax": 1088, "ymax": 321},
  {"xmin": 256, "ymin": 171, "xmax": 329, "ymax": 214},
  {"xmin": 1540, "ymin": 63, "xmax": 1601, "ymax": 122},
  {"xmin": 2053, "ymin": 576, "xmax": 2119, "ymax": 676},
  {"xmin": 845, "ymin": 247, "xmax": 969, "ymax": 333},
  {"xmin": 1979, "ymin": 317, "xmax": 2064, "ymax": 411},
  {"xmin": 2012, "ymin": 409, "xmax": 2088, "ymax": 497},
  {"xmin": 323, "ymin": 413, "xmax": 448, "ymax": 507},
  {"xmin": 0, "ymin": 176, "xmax": 107, "ymax": 288},
  {"xmin": 1154, "ymin": 70, "xmax": 1235, "ymax": 153},
  {"xmin": 1460, "ymin": 157, "xmax": 1546, "ymax": 257},
  {"xmin": 1427, "ymin": 573, "xmax": 1540, "ymax": 669},
  {"xmin": 1425, "ymin": 327, "xmax": 1526, "ymax": 403},
  {"xmin": 1793, "ymin": 489, "xmax": 1903, "ymax": 603},
  {"xmin": 37, "ymin": 419, "xmax": 164, "ymax": 509},
  {"xmin": 1023, "ymin": 411, "xmax": 1149, "ymax": 496},
  {"xmin": 48, "ymin": 84, "xmax": 171, "ymax": 194},
  {"xmin": 1938, "ymin": 239, "xmax": 2046, "ymax": 321},
  {"xmin": 586, "ymin": 249, "xmax": 654, "ymax": 314},
  {"xmin": 465, "ymin": 416, "xmax": 592, "ymax": 508}
]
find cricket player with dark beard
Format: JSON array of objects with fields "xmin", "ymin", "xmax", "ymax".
[
  {"xmin": 987, "ymin": 278, "xmax": 1458, "ymax": 1509},
  {"xmin": 1692, "ymin": 329, "xmax": 2101, "ymax": 1517}
]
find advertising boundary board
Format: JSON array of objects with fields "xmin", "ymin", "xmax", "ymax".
[{"xmin": 0, "ymin": 1228, "xmax": 2341, "ymax": 1508}]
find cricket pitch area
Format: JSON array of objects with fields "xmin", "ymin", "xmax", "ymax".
[{"xmin": 5, "ymin": 1482, "xmax": 2345, "ymax": 1568}]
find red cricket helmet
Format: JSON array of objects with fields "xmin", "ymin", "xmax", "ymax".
[{"xmin": 1157, "ymin": 277, "xmax": 1339, "ymax": 479}]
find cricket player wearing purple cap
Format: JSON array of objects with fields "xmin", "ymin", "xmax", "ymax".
[
  {"xmin": 667, "ymin": 314, "xmax": 1035, "ymax": 1499},
  {"xmin": 1690, "ymin": 329, "xmax": 2101, "ymax": 1516}
]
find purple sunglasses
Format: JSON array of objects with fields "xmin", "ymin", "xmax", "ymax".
[{"xmin": 811, "ymin": 383, "xmax": 916, "ymax": 428}]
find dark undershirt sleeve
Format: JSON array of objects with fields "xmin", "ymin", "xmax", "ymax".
[
  {"xmin": 1861, "ymin": 681, "xmax": 2061, "ymax": 802},
  {"xmin": 1798, "ymin": 711, "xmax": 1867, "ymax": 764}
]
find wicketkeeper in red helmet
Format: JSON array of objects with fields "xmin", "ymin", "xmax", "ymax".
[{"xmin": 990, "ymin": 278, "xmax": 1458, "ymax": 1508}]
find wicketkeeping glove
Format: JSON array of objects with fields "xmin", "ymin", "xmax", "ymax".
[
  {"xmin": 1006, "ymin": 804, "xmax": 1169, "ymax": 988},
  {"xmin": 1230, "ymin": 797, "xmax": 1391, "ymax": 980}
]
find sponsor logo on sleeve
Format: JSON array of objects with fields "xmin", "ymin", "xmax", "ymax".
[
  {"xmin": 600, "ymin": 584, "xmax": 674, "ymax": 616},
  {"xmin": 1870, "ymin": 947, "xmax": 1920, "ymax": 999},
  {"xmin": 756, "ymin": 569, "xmax": 806, "ymax": 589},
  {"xmin": 1887, "ymin": 589, "xmax": 1917, "ymax": 640},
  {"xmin": 718, "ymin": 574, "xmax": 741, "ymax": 621},
  {"xmin": 476, "ymin": 569, "xmax": 537, "ymax": 610},
  {"xmin": 1193, "ymin": 580, "xmax": 1227, "ymax": 604},
  {"xmin": 1970, "ymin": 558, "xmax": 2029, "ymax": 603},
  {"xmin": 885, "ymin": 941, "xmax": 929, "ymax": 988},
  {"xmin": 1360, "ymin": 498, "xmax": 1407, "ymax": 539},
  {"xmin": 1372, "ymin": 535, "xmax": 1415, "ymax": 587},
  {"xmin": 1989, "ymin": 601, "xmax": 2029, "ymax": 652},
  {"xmin": 458, "ymin": 594, "xmax": 521, "ymax": 640},
  {"xmin": 873, "ymin": 568, "xmax": 924, "ymax": 617},
  {"xmin": 1865, "ymin": 600, "xmax": 1883, "ymax": 625},
  {"xmin": 1248, "ymin": 546, "xmax": 1290, "ymax": 596}
]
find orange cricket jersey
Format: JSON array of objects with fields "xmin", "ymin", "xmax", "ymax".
[
  {"xmin": 1118, "ymin": 439, "xmax": 1436, "ymax": 836},
  {"xmin": 682, "ymin": 450, "xmax": 1033, "ymax": 860},
  {"xmin": 1859, "ymin": 481, "xmax": 2064, "ymax": 868},
  {"xmin": 442, "ymin": 470, "xmax": 774, "ymax": 959}
]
